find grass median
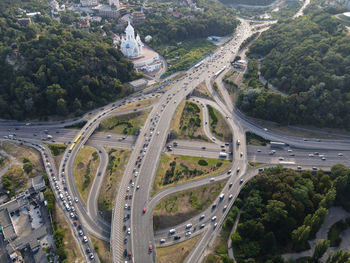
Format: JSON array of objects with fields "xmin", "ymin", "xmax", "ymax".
[
  {"xmin": 73, "ymin": 146, "xmax": 100, "ymax": 205},
  {"xmin": 153, "ymin": 179, "xmax": 228, "ymax": 230},
  {"xmin": 98, "ymin": 148, "xmax": 131, "ymax": 223},
  {"xmin": 89, "ymin": 234, "xmax": 112, "ymax": 263},
  {"xmin": 207, "ymin": 105, "xmax": 232, "ymax": 142},
  {"xmin": 170, "ymin": 100, "xmax": 209, "ymax": 141},
  {"xmin": 98, "ymin": 109, "xmax": 151, "ymax": 136},
  {"xmin": 152, "ymin": 153, "xmax": 231, "ymax": 195}
]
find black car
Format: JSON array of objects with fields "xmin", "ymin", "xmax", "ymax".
[
  {"xmin": 86, "ymin": 247, "xmax": 91, "ymax": 254},
  {"xmin": 174, "ymin": 236, "xmax": 181, "ymax": 240},
  {"xmin": 124, "ymin": 238, "xmax": 128, "ymax": 244},
  {"xmin": 123, "ymin": 225, "xmax": 126, "ymax": 231},
  {"xmin": 77, "ymin": 224, "xmax": 82, "ymax": 230},
  {"xmin": 123, "ymin": 249, "xmax": 128, "ymax": 258},
  {"xmin": 129, "ymin": 195, "xmax": 132, "ymax": 200}
]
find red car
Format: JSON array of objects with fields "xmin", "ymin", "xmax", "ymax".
[
  {"xmin": 149, "ymin": 245, "xmax": 153, "ymax": 252},
  {"xmin": 73, "ymin": 220, "xmax": 77, "ymax": 226},
  {"xmin": 143, "ymin": 208, "xmax": 146, "ymax": 213},
  {"xmin": 128, "ymin": 252, "xmax": 132, "ymax": 259},
  {"xmin": 125, "ymin": 194, "xmax": 129, "ymax": 200}
]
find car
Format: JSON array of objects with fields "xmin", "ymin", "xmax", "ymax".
[
  {"xmin": 239, "ymin": 179, "xmax": 243, "ymax": 184},
  {"xmin": 312, "ymin": 167, "xmax": 317, "ymax": 171},
  {"xmin": 86, "ymin": 247, "xmax": 91, "ymax": 254},
  {"xmin": 228, "ymin": 194, "xmax": 233, "ymax": 200},
  {"xmin": 321, "ymin": 157, "xmax": 326, "ymax": 161},
  {"xmin": 186, "ymin": 223, "xmax": 192, "ymax": 229},
  {"xmin": 128, "ymin": 252, "xmax": 132, "ymax": 259},
  {"xmin": 240, "ymin": 152, "xmax": 243, "ymax": 157},
  {"xmin": 89, "ymin": 253, "xmax": 94, "ymax": 260},
  {"xmin": 229, "ymin": 182, "xmax": 233, "ymax": 188},
  {"xmin": 83, "ymin": 236, "xmax": 88, "ymax": 243},
  {"xmin": 200, "ymin": 223, "xmax": 205, "ymax": 229},
  {"xmin": 297, "ymin": 166, "xmax": 302, "ymax": 170},
  {"xmin": 136, "ymin": 185, "xmax": 140, "ymax": 190},
  {"xmin": 212, "ymin": 203, "xmax": 217, "ymax": 209},
  {"xmin": 70, "ymin": 212, "xmax": 74, "ymax": 218},
  {"xmin": 212, "ymin": 216, "xmax": 217, "ymax": 221},
  {"xmin": 278, "ymin": 157, "xmax": 284, "ymax": 161},
  {"xmin": 338, "ymin": 153, "xmax": 343, "ymax": 156},
  {"xmin": 127, "ymin": 228, "xmax": 131, "ymax": 235},
  {"xmin": 79, "ymin": 230, "xmax": 83, "ymax": 236},
  {"xmin": 223, "ymin": 205, "xmax": 227, "ymax": 211},
  {"xmin": 123, "ymin": 249, "xmax": 127, "ymax": 258},
  {"xmin": 227, "ymin": 170, "xmax": 231, "ymax": 174},
  {"xmin": 160, "ymin": 239, "xmax": 166, "ymax": 244},
  {"xmin": 124, "ymin": 204, "xmax": 128, "ymax": 209},
  {"xmin": 143, "ymin": 208, "xmax": 146, "ymax": 213},
  {"xmin": 202, "ymin": 146, "xmax": 206, "ymax": 150},
  {"xmin": 126, "ymin": 186, "xmax": 130, "ymax": 192},
  {"xmin": 257, "ymin": 149, "xmax": 261, "ymax": 152},
  {"xmin": 199, "ymin": 214, "xmax": 205, "ymax": 220},
  {"xmin": 74, "ymin": 197, "xmax": 78, "ymax": 203},
  {"xmin": 288, "ymin": 149, "xmax": 293, "ymax": 152},
  {"xmin": 73, "ymin": 220, "xmax": 77, "ymax": 226},
  {"xmin": 209, "ymin": 178, "xmax": 215, "ymax": 182},
  {"xmin": 124, "ymin": 238, "xmax": 128, "ymax": 244},
  {"xmin": 213, "ymin": 222, "xmax": 218, "ymax": 228},
  {"xmin": 125, "ymin": 194, "xmax": 129, "ymax": 200},
  {"xmin": 123, "ymin": 225, "xmax": 126, "ymax": 231},
  {"xmin": 149, "ymin": 245, "xmax": 153, "ymax": 252},
  {"xmin": 308, "ymin": 154, "xmax": 314, "ymax": 157},
  {"xmin": 185, "ymin": 231, "xmax": 191, "ymax": 237}
]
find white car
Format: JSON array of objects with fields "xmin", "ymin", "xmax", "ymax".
[
  {"xmin": 127, "ymin": 228, "xmax": 131, "ymax": 235},
  {"xmin": 75, "ymin": 197, "xmax": 78, "ymax": 203},
  {"xmin": 185, "ymin": 231, "xmax": 191, "ymax": 237},
  {"xmin": 83, "ymin": 236, "xmax": 88, "ymax": 243},
  {"xmin": 228, "ymin": 194, "xmax": 233, "ymax": 200}
]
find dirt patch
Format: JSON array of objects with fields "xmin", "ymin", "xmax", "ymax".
[
  {"xmin": 157, "ymin": 234, "xmax": 201, "ymax": 263},
  {"xmin": 2, "ymin": 141, "xmax": 44, "ymax": 173},
  {"xmin": 112, "ymin": 97, "xmax": 158, "ymax": 113},
  {"xmin": 207, "ymin": 105, "xmax": 232, "ymax": 142},
  {"xmin": 76, "ymin": 162, "xmax": 84, "ymax": 169}
]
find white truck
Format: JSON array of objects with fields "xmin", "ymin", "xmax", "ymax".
[{"xmin": 219, "ymin": 152, "xmax": 227, "ymax": 158}]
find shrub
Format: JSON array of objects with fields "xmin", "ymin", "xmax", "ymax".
[{"xmin": 198, "ymin": 159, "xmax": 208, "ymax": 166}]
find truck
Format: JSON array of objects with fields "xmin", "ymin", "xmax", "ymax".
[
  {"xmin": 270, "ymin": 141, "xmax": 285, "ymax": 148},
  {"xmin": 219, "ymin": 152, "xmax": 227, "ymax": 158}
]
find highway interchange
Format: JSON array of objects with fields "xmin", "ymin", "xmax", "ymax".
[{"xmin": 1, "ymin": 5, "xmax": 350, "ymax": 263}]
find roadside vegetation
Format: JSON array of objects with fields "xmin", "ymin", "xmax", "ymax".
[
  {"xmin": 246, "ymin": 132, "xmax": 270, "ymax": 146},
  {"xmin": 222, "ymin": 69, "xmax": 240, "ymax": 103},
  {"xmin": 156, "ymin": 39, "xmax": 215, "ymax": 75},
  {"xmin": 45, "ymin": 143, "xmax": 67, "ymax": 171},
  {"xmin": 64, "ymin": 121, "xmax": 87, "ymax": 129},
  {"xmin": 98, "ymin": 109, "xmax": 151, "ymax": 136},
  {"xmin": 153, "ymin": 179, "xmax": 228, "ymax": 230},
  {"xmin": 112, "ymin": 97, "xmax": 158, "ymax": 112},
  {"xmin": 73, "ymin": 146, "xmax": 100, "ymax": 205},
  {"xmin": 153, "ymin": 153, "xmax": 231, "ymax": 194},
  {"xmin": 207, "ymin": 105, "xmax": 232, "ymax": 141},
  {"xmin": 98, "ymin": 148, "xmax": 130, "ymax": 222},
  {"xmin": 171, "ymin": 100, "xmax": 209, "ymax": 141},
  {"xmin": 156, "ymin": 234, "xmax": 201, "ymax": 263},
  {"xmin": 89, "ymin": 234, "xmax": 112, "ymax": 263},
  {"xmin": 2, "ymin": 165, "xmax": 27, "ymax": 197},
  {"xmin": 213, "ymin": 164, "xmax": 350, "ymax": 262}
]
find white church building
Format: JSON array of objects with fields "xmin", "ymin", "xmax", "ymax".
[
  {"xmin": 120, "ymin": 21, "xmax": 143, "ymax": 58},
  {"xmin": 120, "ymin": 22, "xmax": 162, "ymax": 73}
]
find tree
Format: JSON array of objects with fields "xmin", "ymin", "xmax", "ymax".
[
  {"xmin": 264, "ymin": 200, "xmax": 288, "ymax": 224},
  {"xmin": 312, "ymin": 239, "xmax": 330, "ymax": 262},
  {"xmin": 292, "ymin": 225, "xmax": 311, "ymax": 249},
  {"xmin": 56, "ymin": 98, "xmax": 68, "ymax": 115},
  {"xmin": 326, "ymin": 249, "xmax": 350, "ymax": 263}
]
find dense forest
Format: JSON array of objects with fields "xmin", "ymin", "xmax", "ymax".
[
  {"xmin": 219, "ymin": 0, "xmax": 275, "ymax": 6},
  {"xmin": 226, "ymin": 164, "xmax": 350, "ymax": 262},
  {"xmin": 136, "ymin": 0, "xmax": 239, "ymax": 46},
  {"xmin": 0, "ymin": 0, "xmax": 137, "ymax": 119},
  {"xmin": 237, "ymin": 7, "xmax": 350, "ymax": 130}
]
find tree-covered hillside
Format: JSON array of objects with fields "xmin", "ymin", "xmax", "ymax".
[
  {"xmin": 229, "ymin": 164, "xmax": 350, "ymax": 262},
  {"xmin": 238, "ymin": 7, "xmax": 350, "ymax": 130},
  {"xmin": 136, "ymin": 0, "xmax": 239, "ymax": 46},
  {"xmin": 0, "ymin": 0, "xmax": 137, "ymax": 119}
]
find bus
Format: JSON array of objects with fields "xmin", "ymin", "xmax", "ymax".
[
  {"xmin": 74, "ymin": 134, "xmax": 82, "ymax": 144},
  {"xmin": 194, "ymin": 62, "xmax": 203, "ymax": 69},
  {"xmin": 69, "ymin": 143, "xmax": 76, "ymax": 153},
  {"xmin": 214, "ymin": 66, "xmax": 226, "ymax": 78}
]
